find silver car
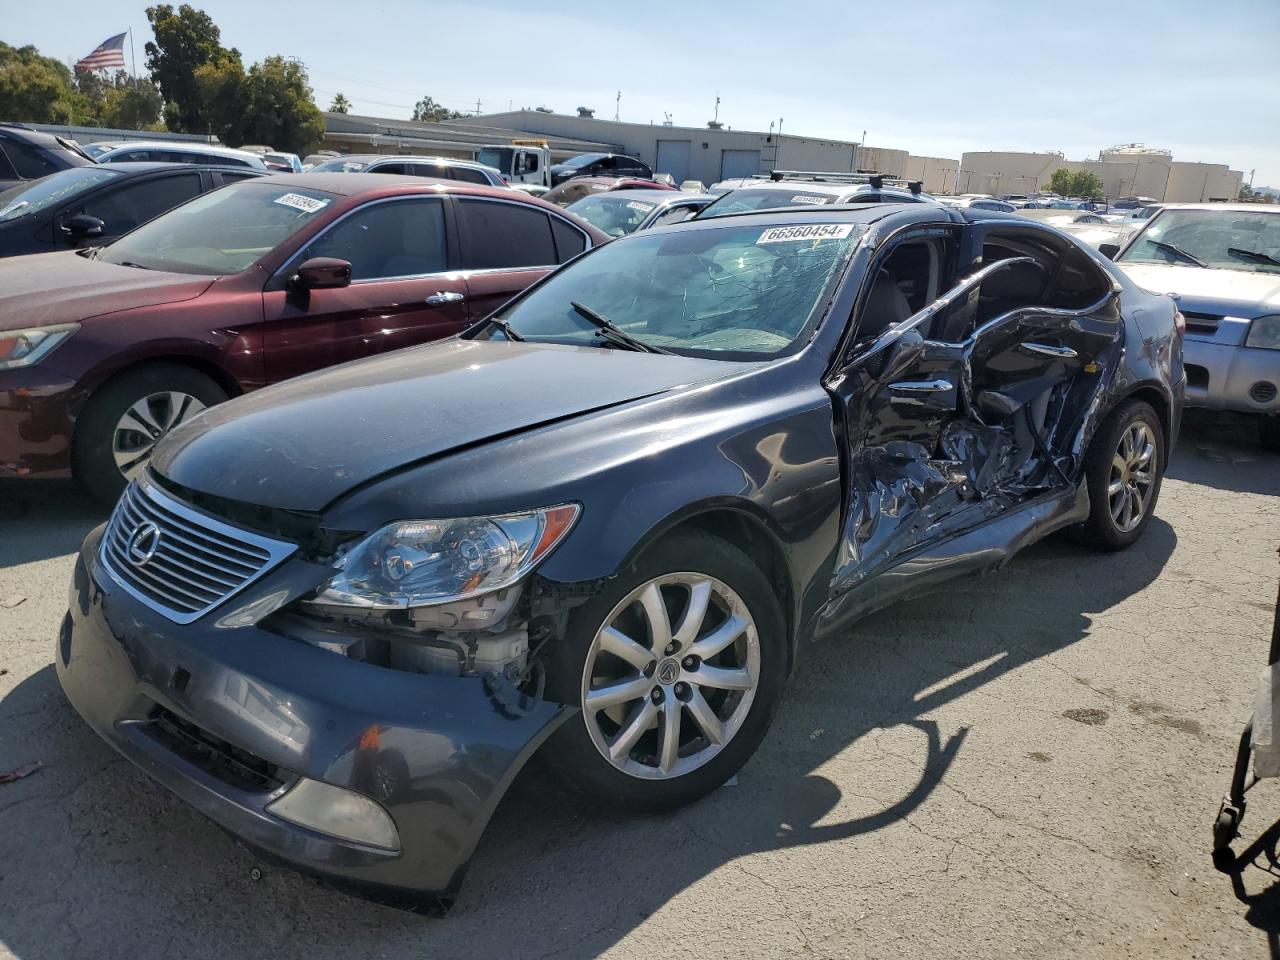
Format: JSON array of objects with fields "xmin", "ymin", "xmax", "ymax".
[
  {"xmin": 1111, "ymin": 203, "xmax": 1280, "ymax": 447},
  {"xmin": 305, "ymin": 153, "xmax": 506, "ymax": 186},
  {"xmin": 565, "ymin": 188, "xmax": 713, "ymax": 237}
]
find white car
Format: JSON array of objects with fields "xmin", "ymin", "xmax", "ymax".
[
  {"xmin": 1111, "ymin": 203, "xmax": 1280, "ymax": 447},
  {"xmin": 95, "ymin": 141, "xmax": 267, "ymax": 170}
]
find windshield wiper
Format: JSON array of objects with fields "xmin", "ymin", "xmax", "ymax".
[
  {"xmin": 486, "ymin": 317, "xmax": 525, "ymax": 341},
  {"xmin": 116, "ymin": 261, "xmax": 152, "ymax": 270},
  {"xmin": 570, "ymin": 301, "xmax": 672, "ymax": 355},
  {"xmin": 1227, "ymin": 247, "xmax": 1280, "ymax": 267},
  {"xmin": 1147, "ymin": 239, "xmax": 1207, "ymax": 268}
]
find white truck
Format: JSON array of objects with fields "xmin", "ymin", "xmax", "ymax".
[{"xmin": 476, "ymin": 140, "xmax": 552, "ymax": 194}]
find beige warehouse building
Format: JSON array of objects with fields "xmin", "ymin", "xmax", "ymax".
[{"xmin": 958, "ymin": 145, "xmax": 1243, "ymax": 202}]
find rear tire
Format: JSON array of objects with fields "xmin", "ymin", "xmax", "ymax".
[
  {"xmin": 1074, "ymin": 399, "xmax": 1164, "ymax": 551},
  {"xmin": 72, "ymin": 364, "xmax": 227, "ymax": 505},
  {"xmin": 543, "ymin": 529, "xmax": 786, "ymax": 813}
]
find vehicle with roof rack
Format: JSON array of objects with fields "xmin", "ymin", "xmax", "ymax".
[{"xmin": 698, "ymin": 171, "xmax": 934, "ymax": 219}]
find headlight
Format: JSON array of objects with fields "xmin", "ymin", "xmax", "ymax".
[
  {"xmin": 311, "ymin": 504, "xmax": 579, "ymax": 609},
  {"xmin": 1246, "ymin": 315, "xmax": 1280, "ymax": 351},
  {"xmin": 0, "ymin": 323, "xmax": 79, "ymax": 370}
]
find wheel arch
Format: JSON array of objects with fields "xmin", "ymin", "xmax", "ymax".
[
  {"xmin": 617, "ymin": 500, "xmax": 801, "ymax": 672},
  {"xmin": 1114, "ymin": 381, "xmax": 1174, "ymax": 465}
]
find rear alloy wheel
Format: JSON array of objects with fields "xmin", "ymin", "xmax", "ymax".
[
  {"xmin": 544, "ymin": 530, "xmax": 785, "ymax": 812},
  {"xmin": 72, "ymin": 364, "xmax": 227, "ymax": 505},
  {"xmin": 1075, "ymin": 398, "xmax": 1164, "ymax": 550}
]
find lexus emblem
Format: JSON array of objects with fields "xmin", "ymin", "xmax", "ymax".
[
  {"xmin": 126, "ymin": 521, "xmax": 162, "ymax": 567},
  {"xmin": 657, "ymin": 658, "xmax": 681, "ymax": 685}
]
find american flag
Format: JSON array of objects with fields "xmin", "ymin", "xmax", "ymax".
[{"xmin": 74, "ymin": 32, "xmax": 127, "ymax": 72}]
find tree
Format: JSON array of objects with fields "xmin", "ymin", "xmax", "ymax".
[
  {"xmin": 1048, "ymin": 168, "xmax": 1105, "ymax": 198},
  {"xmin": 145, "ymin": 3, "xmax": 237, "ymax": 132},
  {"xmin": 199, "ymin": 55, "xmax": 322, "ymax": 154},
  {"xmin": 0, "ymin": 42, "xmax": 83, "ymax": 124},
  {"xmin": 328, "ymin": 92, "xmax": 351, "ymax": 114},
  {"xmin": 192, "ymin": 54, "xmax": 247, "ymax": 144},
  {"xmin": 412, "ymin": 95, "xmax": 464, "ymax": 123},
  {"xmin": 75, "ymin": 70, "xmax": 163, "ymax": 129}
]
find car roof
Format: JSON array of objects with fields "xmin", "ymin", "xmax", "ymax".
[
  {"xmin": 1153, "ymin": 203, "xmax": 1280, "ymax": 214},
  {"xmin": 654, "ymin": 202, "xmax": 953, "ymax": 236},
  {"xmin": 99, "ymin": 141, "xmax": 256, "ymax": 156},
  {"xmin": 94, "ymin": 160, "xmax": 263, "ymax": 175},
  {"xmin": 578, "ymin": 188, "xmax": 711, "ymax": 204}
]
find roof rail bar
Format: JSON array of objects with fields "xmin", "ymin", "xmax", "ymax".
[{"xmin": 754, "ymin": 169, "xmax": 914, "ymax": 187}]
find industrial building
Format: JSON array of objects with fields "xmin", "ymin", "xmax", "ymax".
[{"xmin": 957, "ymin": 145, "xmax": 1243, "ymax": 202}]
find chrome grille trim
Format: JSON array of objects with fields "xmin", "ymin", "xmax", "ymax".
[{"xmin": 98, "ymin": 478, "xmax": 297, "ymax": 624}]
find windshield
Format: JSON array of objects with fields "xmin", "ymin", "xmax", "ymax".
[
  {"xmin": 566, "ymin": 194, "xmax": 657, "ymax": 237},
  {"xmin": 477, "ymin": 147, "xmax": 512, "ymax": 172},
  {"xmin": 99, "ymin": 182, "xmax": 337, "ymax": 275},
  {"xmin": 308, "ymin": 157, "xmax": 368, "ymax": 173},
  {"xmin": 483, "ymin": 221, "xmax": 863, "ymax": 358},
  {"xmin": 1118, "ymin": 209, "xmax": 1280, "ymax": 273},
  {"xmin": 561, "ymin": 154, "xmax": 605, "ymax": 169},
  {"xmin": 698, "ymin": 189, "xmax": 836, "ymax": 219},
  {"xmin": 0, "ymin": 166, "xmax": 122, "ymax": 222}
]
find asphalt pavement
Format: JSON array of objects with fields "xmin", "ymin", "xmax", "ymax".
[{"xmin": 1, "ymin": 410, "xmax": 1278, "ymax": 959}]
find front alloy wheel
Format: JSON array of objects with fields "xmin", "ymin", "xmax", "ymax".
[
  {"xmin": 581, "ymin": 574, "xmax": 760, "ymax": 780},
  {"xmin": 1075, "ymin": 398, "xmax": 1164, "ymax": 550},
  {"xmin": 544, "ymin": 529, "xmax": 785, "ymax": 812},
  {"xmin": 112, "ymin": 391, "xmax": 208, "ymax": 480}
]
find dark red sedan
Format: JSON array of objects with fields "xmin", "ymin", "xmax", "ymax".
[{"xmin": 0, "ymin": 173, "xmax": 606, "ymax": 501}]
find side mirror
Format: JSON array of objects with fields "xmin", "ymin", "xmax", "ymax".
[
  {"xmin": 290, "ymin": 257, "xmax": 352, "ymax": 291},
  {"xmin": 1098, "ymin": 243, "xmax": 1120, "ymax": 261},
  {"xmin": 62, "ymin": 213, "xmax": 105, "ymax": 241}
]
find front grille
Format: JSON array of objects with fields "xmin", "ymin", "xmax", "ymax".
[
  {"xmin": 1182, "ymin": 311, "xmax": 1223, "ymax": 336},
  {"xmin": 148, "ymin": 705, "xmax": 285, "ymax": 792},
  {"xmin": 99, "ymin": 479, "xmax": 296, "ymax": 624}
]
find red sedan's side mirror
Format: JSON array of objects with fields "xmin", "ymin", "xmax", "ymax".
[{"xmin": 291, "ymin": 257, "xmax": 352, "ymax": 290}]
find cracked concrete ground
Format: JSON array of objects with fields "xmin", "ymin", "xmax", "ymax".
[{"xmin": 1, "ymin": 409, "xmax": 1278, "ymax": 960}]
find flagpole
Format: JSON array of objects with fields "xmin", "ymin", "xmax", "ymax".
[{"xmin": 128, "ymin": 27, "xmax": 138, "ymax": 91}]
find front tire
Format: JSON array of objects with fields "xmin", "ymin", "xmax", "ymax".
[
  {"xmin": 72, "ymin": 364, "xmax": 227, "ymax": 505},
  {"xmin": 543, "ymin": 529, "xmax": 786, "ymax": 813},
  {"xmin": 1075, "ymin": 399, "xmax": 1164, "ymax": 551}
]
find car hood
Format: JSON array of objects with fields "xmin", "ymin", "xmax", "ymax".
[
  {"xmin": 153, "ymin": 338, "xmax": 748, "ymax": 513},
  {"xmin": 0, "ymin": 252, "xmax": 214, "ymax": 331},
  {"xmin": 1118, "ymin": 262, "xmax": 1280, "ymax": 318}
]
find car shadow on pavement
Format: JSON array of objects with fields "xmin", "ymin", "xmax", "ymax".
[
  {"xmin": 0, "ymin": 517, "xmax": 1178, "ymax": 959},
  {"xmin": 1168, "ymin": 411, "xmax": 1280, "ymax": 498},
  {"xmin": 0, "ymin": 480, "xmax": 106, "ymax": 569}
]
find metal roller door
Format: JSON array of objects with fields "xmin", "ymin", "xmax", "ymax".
[
  {"xmin": 720, "ymin": 149, "xmax": 761, "ymax": 181},
  {"xmin": 655, "ymin": 140, "xmax": 692, "ymax": 184}
]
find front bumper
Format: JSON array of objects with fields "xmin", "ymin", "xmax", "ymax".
[
  {"xmin": 0, "ymin": 366, "xmax": 78, "ymax": 478},
  {"xmin": 1183, "ymin": 322, "xmax": 1280, "ymax": 414},
  {"xmin": 57, "ymin": 525, "xmax": 570, "ymax": 910}
]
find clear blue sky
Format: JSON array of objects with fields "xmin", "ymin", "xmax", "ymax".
[{"xmin": 8, "ymin": 0, "xmax": 1279, "ymax": 185}]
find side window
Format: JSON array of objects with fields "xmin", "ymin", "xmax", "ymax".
[
  {"xmin": 299, "ymin": 198, "xmax": 447, "ymax": 281},
  {"xmin": 120, "ymin": 150, "xmax": 153, "ymax": 162},
  {"xmin": 649, "ymin": 204, "xmax": 697, "ymax": 228},
  {"xmin": 853, "ymin": 239, "xmax": 942, "ymax": 344},
  {"xmin": 458, "ymin": 198, "xmax": 557, "ymax": 269},
  {"xmin": 447, "ymin": 167, "xmax": 489, "ymax": 185},
  {"xmin": 523, "ymin": 151, "xmax": 540, "ymax": 174},
  {"xmin": 371, "ymin": 161, "xmax": 408, "ymax": 175},
  {"xmin": 6, "ymin": 140, "xmax": 62, "ymax": 179},
  {"xmin": 76, "ymin": 173, "xmax": 203, "ymax": 235},
  {"xmin": 550, "ymin": 216, "xmax": 587, "ymax": 261},
  {"xmin": 0, "ymin": 146, "xmax": 19, "ymax": 181},
  {"xmin": 215, "ymin": 170, "xmax": 258, "ymax": 186}
]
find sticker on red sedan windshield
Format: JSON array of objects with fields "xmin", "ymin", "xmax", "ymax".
[
  {"xmin": 757, "ymin": 224, "xmax": 855, "ymax": 244},
  {"xmin": 273, "ymin": 193, "xmax": 330, "ymax": 214}
]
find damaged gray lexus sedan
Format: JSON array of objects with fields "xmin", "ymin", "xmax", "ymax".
[{"xmin": 58, "ymin": 204, "xmax": 1184, "ymax": 910}]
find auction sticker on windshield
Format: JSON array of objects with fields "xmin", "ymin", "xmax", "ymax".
[
  {"xmin": 626, "ymin": 201, "xmax": 656, "ymax": 212},
  {"xmin": 790, "ymin": 195, "xmax": 828, "ymax": 204},
  {"xmin": 757, "ymin": 224, "xmax": 855, "ymax": 244},
  {"xmin": 273, "ymin": 193, "xmax": 330, "ymax": 214}
]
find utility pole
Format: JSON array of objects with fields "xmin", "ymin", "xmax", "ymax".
[
  {"xmin": 474, "ymin": 98, "xmax": 482, "ymax": 116},
  {"xmin": 615, "ymin": 90, "xmax": 621, "ymax": 122},
  {"xmin": 713, "ymin": 94, "xmax": 720, "ymax": 125}
]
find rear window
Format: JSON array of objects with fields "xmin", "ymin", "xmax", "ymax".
[
  {"xmin": 0, "ymin": 166, "xmax": 121, "ymax": 222},
  {"xmin": 2, "ymin": 139, "xmax": 63, "ymax": 179}
]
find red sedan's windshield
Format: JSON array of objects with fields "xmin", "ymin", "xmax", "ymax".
[{"xmin": 99, "ymin": 182, "xmax": 339, "ymax": 275}]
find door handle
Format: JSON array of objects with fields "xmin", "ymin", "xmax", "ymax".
[
  {"xmin": 1019, "ymin": 342, "xmax": 1077, "ymax": 360},
  {"xmin": 888, "ymin": 379, "xmax": 954, "ymax": 394},
  {"xmin": 424, "ymin": 291, "xmax": 465, "ymax": 305}
]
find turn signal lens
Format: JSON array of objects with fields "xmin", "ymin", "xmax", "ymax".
[{"xmin": 266, "ymin": 778, "xmax": 400, "ymax": 851}]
